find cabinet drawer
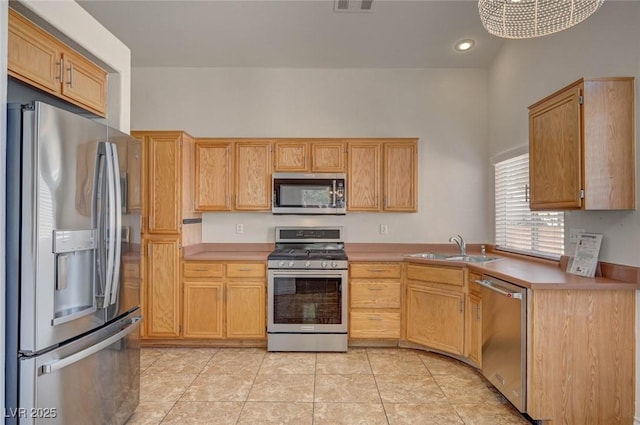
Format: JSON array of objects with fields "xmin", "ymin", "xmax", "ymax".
[
  {"xmin": 226, "ymin": 263, "xmax": 266, "ymax": 278},
  {"xmin": 350, "ymin": 312, "xmax": 401, "ymax": 338},
  {"xmin": 350, "ymin": 263, "xmax": 401, "ymax": 279},
  {"xmin": 183, "ymin": 262, "xmax": 224, "ymax": 278},
  {"xmin": 351, "ymin": 280, "xmax": 401, "ymax": 309},
  {"xmin": 123, "ymin": 262, "xmax": 140, "ymax": 280},
  {"xmin": 406, "ymin": 264, "xmax": 464, "ymax": 286}
]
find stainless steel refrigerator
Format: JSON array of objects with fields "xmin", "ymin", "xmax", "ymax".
[{"xmin": 5, "ymin": 101, "xmax": 142, "ymax": 424}]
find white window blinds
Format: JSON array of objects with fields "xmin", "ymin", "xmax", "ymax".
[{"xmin": 495, "ymin": 154, "xmax": 564, "ymax": 258}]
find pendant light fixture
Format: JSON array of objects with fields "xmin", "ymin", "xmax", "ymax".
[{"xmin": 478, "ymin": 0, "xmax": 605, "ymax": 39}]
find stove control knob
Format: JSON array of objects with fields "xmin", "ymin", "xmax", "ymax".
[
  {"xmin": 278, "ymin": 261, "xmax": 285, "ymax": 267},
  {"xmin": 305, "ymin": 261, "xmax": 311, "ymax": 268},
  {"xmin": 288, "ymin": 261, "xmax": 295, "ymax": 268},
  {"xmin": 321, "ymin": 261, "xmax": 328, "ymax": 268},
  {"xmin": 331, "ymin": 261, "xmax": 338, "ymax": 268}
]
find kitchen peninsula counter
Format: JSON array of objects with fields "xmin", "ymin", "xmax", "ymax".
[{"xmin": 346, "ymin": 243, "xmax": 640, "ymax": 290}]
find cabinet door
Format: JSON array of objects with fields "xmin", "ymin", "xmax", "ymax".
[
  {"xmin": 406, "ymin": 284, "xmax": 465, "ymax": 355},
  {"xmin": 126, "ymin": 138, "xmax": 142, "ymax": 212},
  {"xmin": 8, "ymin": 9, "xmax": 64, "ymax": 95},
  {"xmin": 60, "ymin": 49, "xmax": 108, "ymax": 117},
  {"xmin": 235, "ymin": 141, "xmax": 272, "ymax": 210},
  {"xmin": 226, "ymin": 281, "xmax": 266, "ymax": 339},
  {"xmin": 273, "ymin": 141, "xmax": 308, "ymax": 171},
  {"xmin": 467, "ymin": 293, "xmax": 482, "ymax": 367},
  {"xmin": 146, "ymin": 134, "xmax": 181, "ymax": 233},
  {"xmin": 384, "ymin": 142, "xmax": 417, "ymax": 211},
  {"xmin": 529, "ymin": 85, "xmax": 582, "ymax": 209},
  {"xmin": 311, "ymin": 141, "xmax": 345, "ymax": 172},
  {"xmin": 347, "ymin": 141, "xmax": 381, "ymax": 211},
  {"xmin": 183, "ymin": 281, "xmax": 224, "ymax": 339},
  {"xmin": 194, "ymin": 140, "xmax": 233, "ymax": 211},
  {"xmin": 145, "ymin": 238, "xmax": 181, "ymax": 338}
]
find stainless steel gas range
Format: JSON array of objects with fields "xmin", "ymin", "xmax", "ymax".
[{"xmin": 267, "ymin": 226, "xmax": 348, "ymax": 352}]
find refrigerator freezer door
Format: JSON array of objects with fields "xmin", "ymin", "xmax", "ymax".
[{"xmin": 17, "ymin": 311, "xmax": 141, "ymax": 425}]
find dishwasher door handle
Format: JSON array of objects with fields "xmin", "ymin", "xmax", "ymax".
[{"xmin": 475, "ymin": 279, "xmax": 522, "ymax": 299}]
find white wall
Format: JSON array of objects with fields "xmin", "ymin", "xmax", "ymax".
[
  {"xmin": 487, "ymin": 2, "xmax": 640, "ymax": 421},
  {"xmin": 131, "ymin": 67, "xmax": 492, "ymax": 243}
]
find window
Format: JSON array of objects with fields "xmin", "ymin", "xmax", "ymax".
[{"xmin": 495, "ymin": 154, "xmax": 564, "ymax": 258}]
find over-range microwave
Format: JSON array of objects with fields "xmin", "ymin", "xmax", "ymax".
[{"xmin": 272, "ymin": 172, "xmax": 346, "ymax": 215}]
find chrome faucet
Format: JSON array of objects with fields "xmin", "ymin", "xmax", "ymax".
[{"xmin": 448, "ymin": 234, "xmax": 466, "ymax": 256}]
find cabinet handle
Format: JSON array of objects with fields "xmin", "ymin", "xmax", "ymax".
[
  {"xmin": 369, "ymin": 316, "xmax": 383, "ymax": 321},
  {"xmin": 367, "ymin": 287, "xmax": 383, "ymax": 291},
  {"xmin": 56, "ymin": 59, "xmax": 64, "ymax": 83},
  {"xmin": 524, "ymin": 184, "xmax": 530, "ymax": 203},
  {"xmin": 67, "ymin": 63, "xmax": 74, "ymax": 88},
  {"xmin": 369, "ymin": 269, "xmax": 385, "ymax": 272},
  {"xmin": 475, "ymin": 304, "xmax": 480, "ymax": 321},
  {"xmin": 237, "ymin": 268, "xmax": 252, "ymax": 272},
  {"xmin": 149, "ymin": 215, "xmax": 154, "ymax": 229},
  {"xmin": 193, "ymin": 268, "xmax": 208, "ymax": 272},
  {"xmin": 459, "ymin": 299, "xmax": 464, "ymax": 313}
]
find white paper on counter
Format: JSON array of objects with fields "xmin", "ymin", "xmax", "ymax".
[{"xmin": 568, "ymin": 233, "xmax": 603, "ymax": 278}]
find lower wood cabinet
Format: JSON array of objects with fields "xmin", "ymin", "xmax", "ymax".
[
  {"xmin": 349, "ymin": 262, "xmax": 402, "ymax": 339},
  {"xmin": 466, "ymin": 271, "xmax": 482, "ymax": 367},
  {"xmin": 183, "ymin": 281, "xmax": 224, "ymax": 338},
  {"xmin": 144, "ymin": 237, "xmax": 181, "ymax": 338},
  {"xmin": 182, "ymin": 261, "xmax": 266, "ymax": 340},
  {"xmin": 405, "ymin": 264, "xmax": 465, "ymax": 356}
]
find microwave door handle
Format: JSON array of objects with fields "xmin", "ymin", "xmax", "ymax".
[
  {"xmin": 108, "ymin": 142, "xmax": 122, "ymax": 306},
  {"xmin": 332, "ymin": 180, "xmax": 337, "ymax": 208}
]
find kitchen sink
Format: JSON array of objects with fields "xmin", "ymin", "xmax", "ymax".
[
  {"xmin": 445, "ymin": 255, "xmax": 499, "ymax": 263},
  {"xmin": 407, "ymin": 252, "xmax": 499, "ymax": 263},
  {"xmin": 406, "ymin": 252, "xmax": 453, "ymax": 259}
]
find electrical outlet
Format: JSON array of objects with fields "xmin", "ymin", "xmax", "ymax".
[
  {"xmin": 236, "ymin": 223, "xmax": 244, "ymax": 234},
  {"xmin": 569, "ymin": 228, "xmax": 585, "ymax": 244},
  {"xmin": 379, "ymin": 224, "xmax": 388, "ymax": 235}
]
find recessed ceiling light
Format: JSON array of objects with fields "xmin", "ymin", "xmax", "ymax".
[{"xmin": 455, "ymin": 39, "xmax": 475, "ymax": 52}]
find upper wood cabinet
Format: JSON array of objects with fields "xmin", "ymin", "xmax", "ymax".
[
  {"xmin": 132, "ymin": 131, "xmax": 200, "ymax": 235},
  {"xmin": 194, "ymin": 140, "xmax": 233, "ymax": 211},
  {"xmin": 273, "ymin": 140, "xmax": 346, "ymax": 172},
  {"xmin": 235, "ymin": 141, "xmax": 273, "ymax": 210},
  {"xmin": 384, "ymin": 142, "xmax": 418, "ymax": 211},
  {"xmin": 8, "ymin": 9, "xmax": 108, "ymax": 117},
  {"xmin": 347, "ymin": 139, "xmax": 417, "ymax": 212},
  {"xmin": 194, "ymin": 139, "xmax": 272, "ymax": 211},
  {"xmin": 529, "ymin": 77, "xmax": 635, "ymax": 210}
]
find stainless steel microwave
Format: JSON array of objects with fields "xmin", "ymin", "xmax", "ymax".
[{"xmin": 272, "ymin": 173, "xmax": 346, "ymax": 215}]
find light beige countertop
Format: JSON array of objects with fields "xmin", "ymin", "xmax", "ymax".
[{"xmin": 182, "ymin": 242, "xmax": 639, "ymax": 290}]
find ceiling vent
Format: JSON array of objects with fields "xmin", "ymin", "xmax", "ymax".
[{"xmin": 334, "ymin": 0, "xmax": 373, "ymax": 12}]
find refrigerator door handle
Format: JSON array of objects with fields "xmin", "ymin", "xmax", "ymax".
[
  {"xmin": 102, "ymin": 142, "xmax": 118, "ymax": 308},
  {"xmin": 40, "ymin": 316, "xmax": 142, "ymax": 375},
  {"xmin": 109, "ymin": 142, "xmax": 122, "ymax": 306}
]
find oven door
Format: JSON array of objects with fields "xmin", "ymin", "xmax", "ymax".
[{"xmin": 268, "ymin": 269, "xmax": 348, "ymax": 333}]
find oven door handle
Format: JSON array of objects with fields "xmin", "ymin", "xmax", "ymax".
[{"xmin": 270, "ymin": 269, "xmax": 347, "ymax": 278}]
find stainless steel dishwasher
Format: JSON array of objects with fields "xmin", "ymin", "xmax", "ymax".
[{"xmin": 475, "ymin": 275, "xmax": 527, "ymax": 412}]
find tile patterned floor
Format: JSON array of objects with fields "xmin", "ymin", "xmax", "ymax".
[{"xmin": 127, "ymin": 347, "xmax": 532, "ymax": 425}]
